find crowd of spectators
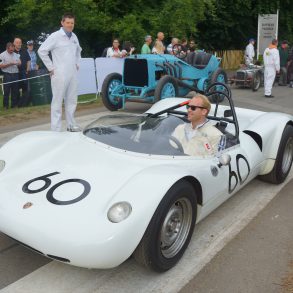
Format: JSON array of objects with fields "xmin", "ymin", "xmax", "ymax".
[
  {"xmin": 0, "ymin": 38, "xmax": 40, "ymax": 109},
  {"xmin": 102, "ymin": 32, "xmax": 198, "ymax": 58}
]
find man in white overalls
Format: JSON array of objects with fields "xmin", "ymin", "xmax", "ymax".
[
  {"xmin": 38, "ymin": 13, "xmax": 82, "ymax": 131},
  {"xmin": 263, "ymin": 39, "xmax": 280, "ymax": 98}
]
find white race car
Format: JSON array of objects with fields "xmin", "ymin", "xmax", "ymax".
[{"xmin": 0, "ymin": 87, "xmax": 292, "ymax": 272}]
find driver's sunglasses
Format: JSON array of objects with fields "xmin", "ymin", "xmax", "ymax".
[{"xmin": 186, "ymin": 105, "xmax": 206, "ymax": 111}]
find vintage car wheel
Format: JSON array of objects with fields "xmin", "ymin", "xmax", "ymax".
[
  {"xmin": 154, "ymin": 75, "xmax": 178, "ymax": 102},
  {"xmin": 251, "ymin": 71, "xmax": 261, "ymax": 91},
  {"xmin": 101, "ymin": 73, "xmax": 123, "ymax": 111},
  {"xmin": 134, "ymin": 180, "xmax": 197, "ymax": 272},
  {"xmin": 259, "ymin": 125, "xmax": 293, "ymax": 184}
]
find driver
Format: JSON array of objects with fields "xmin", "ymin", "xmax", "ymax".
[{"xmin": 172, "ymin": 94, "xmax": 222, "ymax": 156}]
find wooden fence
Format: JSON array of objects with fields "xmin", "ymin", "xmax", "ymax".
[{"xmin": 212, "ymin": 50, "xmax": 244, "ymax": 70}]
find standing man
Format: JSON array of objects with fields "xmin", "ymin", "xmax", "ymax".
[
  {"xmin": 14, "ymin": 37, "xmax": 31, "ymax": 107},
  {"xmin": 38, "ymin": 13, "xmax": 82, "ymax": 132},
  {"xmin": 155, "ymin": 32, "xmax": 165, "ymax": 54},
  {"xmin": 27, "ymin": 40, "xmax": 39, "ymax": 72},
  {"xmin": 244, "ymin": 38, "xmax": 255, "ymax": 66},
  {"xmin": 141, "ymin": 35, "xmax": 152, "ymax": 54},
  {"xmin": 263, "ymin": 39, "xmax": 280, "ymax": 98},
  {"xmin": 278, "ymin": 40, "xmax": 289, "ymax": 85},
  {"xmin": 0, "ymin": 43, "xmax": 21, "ymax": 109}
]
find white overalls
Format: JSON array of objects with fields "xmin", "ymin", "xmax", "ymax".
[
  {"xmin": 263, "ymin": 46, "xmax": 280, "ymax": 96},
  {"xmin": 38, "ymin": 28, "xmax": 82, "ymax": 131}
]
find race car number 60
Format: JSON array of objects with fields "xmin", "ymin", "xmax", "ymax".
[{"xmin": 22, "ymin": 172, "xmax": 91, "ymax": 205}]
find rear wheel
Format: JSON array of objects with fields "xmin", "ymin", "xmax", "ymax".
[
  {"xmin": 101, "ymin": 73, "xmax": 123, "ymax": 111},
  {"xmin": 154, "ymin": 75, "xmax": 178, "ymax": 102},
  {"xmin": 134, "ymin": 180, "xmax": 197, "ymax": 272},
  {"xmin": 259, "ymin": 125, "xmax": 293, "ymax": 184},
  {"xmin": 251, "ymin": 71, "xmax": 261, "ymax": 91}
]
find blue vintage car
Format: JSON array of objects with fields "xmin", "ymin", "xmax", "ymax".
[{"xmin": 102, "ymin": 52, "xmax": 227, "ymax": 111}]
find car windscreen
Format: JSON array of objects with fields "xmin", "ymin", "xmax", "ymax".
[{"xmin": 83, "ymin": 114, "xmax": 186, "ymax": 156}]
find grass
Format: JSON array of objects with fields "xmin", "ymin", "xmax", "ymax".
[{"xmin": 0, "ymin": 93, "xmax": 102, "ymax": 116}]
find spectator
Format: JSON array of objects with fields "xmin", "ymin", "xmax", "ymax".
[
  {"xmin": 152, "ymin": 40, "xmax": 165, "ymax": 54},
  {"xmin": 189, "ymin": 40, "xmax": 197, "ymax": 52},
  {"xmin": 167, "ymin": 38, "xmax": 179, "ymax": 54},
  {"xmin": 244, "ymin": 38, "xmax": 255, "ymax": 66},
  {"xmin": 106, "ymin": 39, "xmax": 125, "ymax": 57},
  {"xmin": 122, "ymin": 41, "xmax": 135, "ymax": 56},
  {"xmin": 141, "ymin": 35, "xmax": 152, "ymax": 54},
  {"xmin": 38, "ymin": 12, "xmax": 82, "ymax": 132},
  {"xmin": 0, "ymin": 42, "xmax": 21, "ymax": 109},
  {"xmin": 278, "ymin": 40, "xmax": 289, "ymax": 85},
  {"xmin": 181, "ymin": 38, "xmax": 189, "ymax": 53},
  {"xmin": 288, "ymin": 45, "xmax": 293, "ymax": 88},
  {"xmin": 27, "ymin": 40, "xmax": 39, "ymax": 72},
  {"xmin": 263, "ymin": 39, "xmax": 280, "ymax": 98},
  {"xmin": 14, "ymin": 37, "xmax": 31, "ymax": 107},
  {"xmin": 154, "ymin": 32, "xmax": 165, "ymax": 54}
]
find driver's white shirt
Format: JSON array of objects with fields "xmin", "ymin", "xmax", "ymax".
[{"xmin": 173, "ymin": 120, "xmax": 222, "ymax": 156}]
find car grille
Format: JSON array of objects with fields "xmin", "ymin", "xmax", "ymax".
[
  {"xmin": 124, "ymin": 58, "xmax": 149, "ymax": 87},
  {"xmin": 236, "ymin": 71, "xmax": 245, "ymax": 86}
]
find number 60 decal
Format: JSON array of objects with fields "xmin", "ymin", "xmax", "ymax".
[{"xmin": 22, "ymin": 172, "xmax": 91, "ymax": 205}]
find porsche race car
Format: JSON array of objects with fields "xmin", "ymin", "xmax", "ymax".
[{"xmin": 0, "ymin": 85, "xmax": 292, "ymax": 272}]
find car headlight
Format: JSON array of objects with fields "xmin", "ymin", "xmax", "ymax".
[
  {"xmin": 107, "ymin": 202, "xmax": 132, "ymax": 223},
  {"xmin": 0, "ymin": 160, "xmax": 5, "ymax": 173}
]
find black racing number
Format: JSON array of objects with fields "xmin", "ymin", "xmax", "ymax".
[
  {"xmin": 22, "ymin": 172, "xmax": 91, "ymax": 205},
  {"xmin": 228, "ymin": 154, "xmax": 250, "ymax": 194},
  {"xmin": 22, "ymin": 172, "xmax": 60, "ymax": 194}
]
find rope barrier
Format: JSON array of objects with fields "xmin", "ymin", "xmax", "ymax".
[
  {"xmin": 0, "ymin": 73, "xmax": 99, "ymax": 104},
  {"xmin": 0, "ymin": 73, "xmax": 50, "ymax": 85}
]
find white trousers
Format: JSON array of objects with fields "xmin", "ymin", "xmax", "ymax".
[
  {"xmin": 264, "ymin": 66, "xmax": 276, "ymax": 96},
  {"xmin": 50, "ymin": 70, "xmax": 78, "ymax": 131}
]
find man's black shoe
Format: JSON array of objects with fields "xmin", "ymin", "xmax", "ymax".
[{"xmin": 265, "ymin": 95, "xmax": 274, "ymax": 98}]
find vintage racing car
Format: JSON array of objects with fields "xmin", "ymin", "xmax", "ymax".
[
  {"xmin": 0, "ymin": 85, "xmax": 292, "ymax": 272},
  {"xmin": 102, "ymin": 52, "xmax": 227, "ymax": 111}
]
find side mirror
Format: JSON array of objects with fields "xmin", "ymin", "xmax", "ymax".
[{"xmin": 218, "ymin": 154, "xmax": 231, "ymax": 168}]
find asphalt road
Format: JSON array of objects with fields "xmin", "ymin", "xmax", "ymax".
[{"xmin": 0, "ymin": 84, "xmax": 293, "ymax": 292}]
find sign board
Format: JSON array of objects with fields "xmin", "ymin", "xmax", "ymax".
[{"xmin": 257, "ymin": 12, "xmax": 279, "ymax": 58}]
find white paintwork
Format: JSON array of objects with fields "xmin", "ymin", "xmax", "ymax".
[{"xmin": 0, "ymin": 98, "xmax": 292, "ymax": 270}]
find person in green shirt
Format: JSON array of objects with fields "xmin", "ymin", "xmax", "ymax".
[
  {"xmin": 278, "ymin": 40, "xmax": 289, "ymax": 85},
  {"xmin": 141, "ymin": 35, "xmax": 152, "ymax": 54}
]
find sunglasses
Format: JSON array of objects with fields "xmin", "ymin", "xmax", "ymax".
[{"xmin": 186, "ymin": 105, "xmax": 206, "ymax": 111}]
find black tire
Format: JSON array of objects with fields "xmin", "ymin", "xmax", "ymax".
[
  {"xmin": 101, "ymin": 73, "xmax": 123, "ymax": 111},
  {"xmin": 251, "ymin": 71, "xmax": 261, "ymax": 91},
  {"xmin": 134, "ymin": 180, "xmax": 197, "ymax": 272},
  {"xmin": 154, "ymin": 75, "xmax": 178, "ymax": 102},
  {"xmin": 259, "ymin": 125, "xmax": 293, "ymax": 184}
]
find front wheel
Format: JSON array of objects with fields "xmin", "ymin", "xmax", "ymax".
[
  {"xmin": 134, "ymin": 180, "xmax": 197, "ymax": 271},
  {"xmin": 101, "ymin": 73, "xmax": 123, "ymax": 111},
  {"xmin": 154, "ymin": 75, "xmax": 178, "ymax": 102},
  {"xmin": 259, "ymin": 125, "xmax": 293, "ymax": 184}
]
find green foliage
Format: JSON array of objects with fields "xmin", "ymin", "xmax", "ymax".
[{"xmin": 0, "ymin": 0, "xmax": 292, "ymax": 55}]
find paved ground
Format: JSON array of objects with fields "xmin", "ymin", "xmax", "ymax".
[{"xmin": 0, "ymin": 84, "xmax": 293, "ymax": 292}]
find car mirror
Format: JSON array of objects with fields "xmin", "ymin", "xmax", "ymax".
[{"xmin": 218, "ymin": 154, "xmax": 231, "ymax": 167}]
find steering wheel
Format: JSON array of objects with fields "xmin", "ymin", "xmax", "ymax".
[
  {"xmin": 172, "ymin": 44, "xmax": 187, "ymax": 59},
  {"xmin": 168, "ymin": 135, "xmax": 184, "ymax": 153}
]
